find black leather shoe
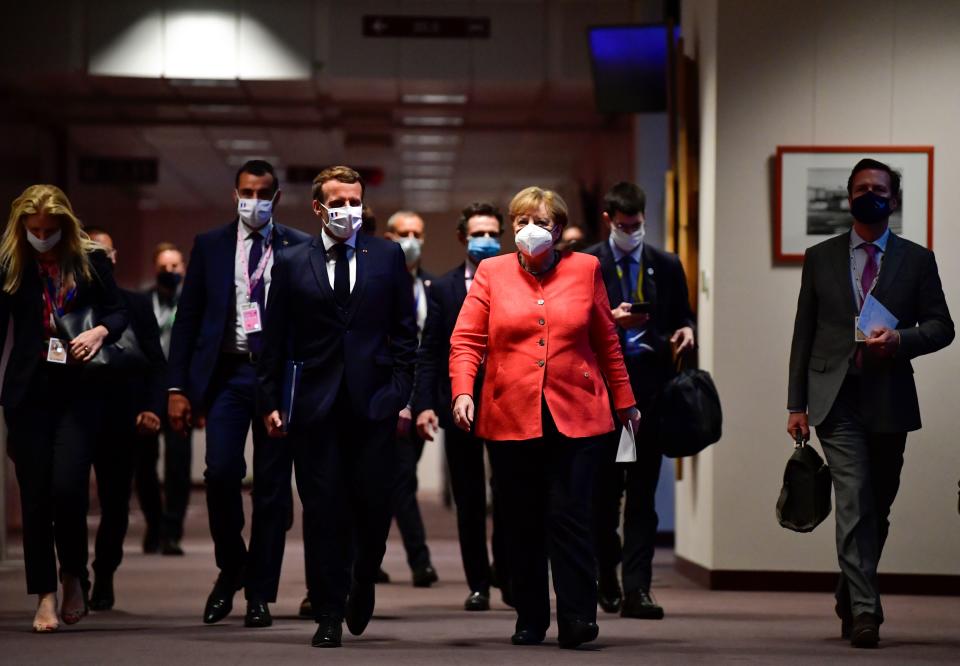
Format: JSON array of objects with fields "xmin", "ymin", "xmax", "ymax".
[
  {"xmin": 244, "ymin": 600, "xmax": 272, "ymax": 628},
  {"xmin": 621, "ymin": 589, "xmax": 664, "ymax": 619},
  {"xmin": 312, "ymin": 616, "xmax": 343, "ymax": 648},
  {"xmin": 464, "ymin": 591, "xmax": 490, "ymax": 611},
  {"xmin": 142, "ymin": 529, "xmax": 160, "ymax": 554},
  {"xmin": 203, "ymin": 574, "xmax": 241, "ymax": 624},
  {"xmin": 597, "ymin": 570, "xmax": 622, "ymax": 614},
  {"xmin": 89, "ymin": 576, "xmax": 114, "ymax": 611},
  {"xmin": 412, "ymin": 564, "xmax": 439, "ymax": 588},
  {"xmin": 344, "ymin": 581, "xmax": 375, "ymax": 636},
  {"xmin": 850, "ymin": 613, "xmax": 880, "ymax": 648},
  {"xmin": 298, "ymin": 596, "xmax": 312, "ymax": 619},
  {"xmin": 557, "ymin": 620, "xmax": 599, "ymax": 649},
  {"xmin": 161, "ymin": 538, "xmax": 185, "ymax": 556},
  {"xmin": 837, "ymin": 601, "xmax": 853, "ymax": 639},
  {"xmin": 511, "ymin": 628, "xmax": 545, "ymax": 645},
  {"xmin": 375, "ymin": 568, "xmax": 391, "ymax": 584}
]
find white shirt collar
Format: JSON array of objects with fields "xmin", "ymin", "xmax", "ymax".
[
  {"xmin": 321, "ymin": 227, "xmax": 357, "ymax": 252},
  {"xmin": 464, "ymin": 258, "xmax": 477, "ymax": 279},
  {"xmin": 850, "ymin": 226, "xmax": 890, "ymax": 252},
  {"xmin": 609, "ymin": 237, "xmax": 644, "ymax": 264}
]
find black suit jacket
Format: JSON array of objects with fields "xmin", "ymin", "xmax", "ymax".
[
  {"xmin": 411, "ymin": 262, "xmax": 472, "ymax": 430},
  {"xmin": 583, "ymin": 242, "xmax": 696, "ymax": 400},
  {"xmin": 116, "ymin": 288, "xmax": 167, "ymax": 417},
  {"xmin": 0, "ymin": 250, "xmax": 127, "ymax": 409},
  {"xmin": 167, "ymin": 220, "xmax": 311, "ymax": 407},
  {"xmin": 257, "ymin": 232, "xmax": 418, "ymax": 427},
  {"xmin": 788, "ymin": 231, "xmax": 954, "ymax": 431}
]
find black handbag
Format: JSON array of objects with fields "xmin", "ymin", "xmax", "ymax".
[
  {"xmin": 776, "ymin": 431, "xmax": 833, "ymax": 533},
  {"xmin": 656, "ymin": 359, "xmax": 723, "ymax": 458},
  {"xmin": 54, "ymin": 306, "xmax": 149, "ymax": 371}
]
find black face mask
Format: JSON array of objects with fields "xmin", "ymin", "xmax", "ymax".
[
  {"xmin": 157, "ymin": 271, "xmax": 182, "ymax": 291},
  {"xmin": 850, "ymin": 191, "xmax": 892, "ymax": 225}
]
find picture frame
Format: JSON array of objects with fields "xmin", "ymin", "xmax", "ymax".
[{"xmin": 774, "ymin": 146, "xmax": 934, "ymax": 263}]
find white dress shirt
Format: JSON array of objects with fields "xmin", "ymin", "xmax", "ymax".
[
  {"xmin": 225, "ymin": 220, "xmax": 274, "ymax": 353},
  {"xmin": 464, "ymin": 258, "xmax": 477, "ymax": 293},
  {"xmin": 321, "ymin": 228, "xmax": 358, "ymax": 292}
]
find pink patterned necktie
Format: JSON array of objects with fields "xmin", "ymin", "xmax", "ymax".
[{"xmin": 859, "ymin": 242, "xmax": 879, "ymax": 307}]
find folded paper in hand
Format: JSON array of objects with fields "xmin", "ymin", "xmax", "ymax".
[
  {"xmin": 616, "ymin": 422, "xmax": 637, "ymax": 463},
  {"xmin": 858, "ymin": 294, "xmax": 898, "ymax": 338},
  {"xmin": 281, "ymin": 360, "xmax": 303, "ymax": 432}
]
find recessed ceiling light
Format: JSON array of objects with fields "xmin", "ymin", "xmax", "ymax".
[
  {"xmin": 399, "ymin": 134, "xmax": 461, "ymax": 147},
  {"xmin": 215, "ymin": 139, "xmax": 272, "ymax": 151},
  {"xmin": 401, "ymin": 151, "xmax": 458, "ymax": 163},
  {"xmin": 402, "ymin": 178, "xmax": 453, "ymax": 190},
  {"xmin": 402, "ymin": 93, "xmax": 468, "ymax": 105},
  {"xmin": 401, "ymin": 116, "xmax": 464, "ymax": 127}
]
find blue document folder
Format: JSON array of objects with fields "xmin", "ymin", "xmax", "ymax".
[{"xmin": 281, "ymin": 361, "xmax": 303, "ymax": 432}]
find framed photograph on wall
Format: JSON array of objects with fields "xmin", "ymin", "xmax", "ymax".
[{"xmin": 774, "ymin": 146, "xmax": 933, "ymax": 263}]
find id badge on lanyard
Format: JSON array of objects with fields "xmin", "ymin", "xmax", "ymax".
[{"xmin": 237, "ymin": 225, "xmax": 273, "ymax": 334}]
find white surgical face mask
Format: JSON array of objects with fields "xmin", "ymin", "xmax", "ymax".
[
  {"xmin": 610, "ymin": 224, "xmax": 645, "ymax": 253},
  {"xmin": 322, "ymin": 203, "xmax": 363, "ymax": 240},
  {"xmin": 515, "ymin": 223, "xmax": 556, "ymax": 258},
  {"xmin": 26, "ymin": 229, "xmax": 62, "ymax": 254},
  {"xmin": 237, "ymin": 193, "xmax": 275, "ymax": 229},
  {"xmin": 397, "ymin": 237, "xmax": 422, "ymax": 267}
]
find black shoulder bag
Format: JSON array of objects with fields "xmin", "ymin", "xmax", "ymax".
[{"xmin": 776, "ymin": 430, "xmax": 833, "ymax": 533}]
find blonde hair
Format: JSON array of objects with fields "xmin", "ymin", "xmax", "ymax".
[
  {"xmin": 508, "ymin": 186, "xmax": 569, "ymax": 228},
  {"xmin": 0, "ymin": 184, "xmax": 98, "ymax": 294}
]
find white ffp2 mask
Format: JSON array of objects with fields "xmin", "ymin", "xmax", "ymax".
[
  {"xmin": 27, "ymin": 229, "xmax": 62, "ymax": 253},
  {"xmin": 515, "ymin": 223, "xmax": 555, "ymax": 258}
]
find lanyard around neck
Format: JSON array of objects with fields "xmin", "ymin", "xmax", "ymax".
[{"xmin": 615, "ymin": 256, "xmax": 645, "ymax": 303}]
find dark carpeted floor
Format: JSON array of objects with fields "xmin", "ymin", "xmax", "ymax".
[{"xmin": 1, "ymin": 492, "xmax": 957, "ymax": 664}]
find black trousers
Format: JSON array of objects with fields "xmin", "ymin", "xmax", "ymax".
[
  {"xmin": 91, "ymin": 391, "xmax": 143, "ymax": 578},
  {"xmin": 816, "ymin": 375, "xmax": 907, "ymax": 621},
  {"xmin": 444, "ymin": 425, "xmax": 508, "ymax": 594},
  {"xmin": 135, "ymin": 421, "xmax": 192, "ymax": 542},
  {"xmin": 487, "ymin": 405, "xmax": 603, "ymax": 634},
  {"xmin": 294, "ymin": 383, "xmax": 397, "ymax": 620},
  {"xmin": 593, "ymin": 412, "xmax": 663, "ymax": 593},
  {"xmin": 203, "ymin": 356, "xmax": 291, "ymax": 602},
  {"xmin": 389, "ymin": 433, "xmax": 431, "ymax": 570},
  {"xmin": 5, "ymin": 367, "xmax": 100, "ymax": 595}
]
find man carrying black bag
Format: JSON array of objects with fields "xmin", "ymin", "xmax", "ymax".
[
  {"xmin": 584, "ymin": 182, "xmax": 695, "ymax": 620},
  {"xmin": 787, "ymin": 159, "xmax": 953, "ymax": 649}
]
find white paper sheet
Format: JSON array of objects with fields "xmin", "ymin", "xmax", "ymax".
[
  {"xmin": 858, "ymin": 294, "xmax": 899, "ymax": 338},
  {"xmin": 616, "ymin": 421, "xmax": 637, "ymax": 463}
]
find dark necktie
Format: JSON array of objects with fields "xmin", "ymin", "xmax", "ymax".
[
  {"xmin": 859, "ymin": 243, "xmax": 879, "ymax": 306},
  {"xmin": 247, "ymin": 231, "xmax": 265, "ymax": 354},
  {"xmin": 331, "ymin": 243, "xmax": 349, "ymax": 306},
  {"xmin": 619, "ymin": 256, "xmax": 635, "ymax": 302}
]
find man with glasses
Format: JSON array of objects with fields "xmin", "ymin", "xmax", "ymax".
[
  {"xmin": 584, "ymin": 182, "xmax": 695, "ymax": 620},
  {"xmin": 413, "ymin": 202, "xmax": 511, "ymax": 611},
  {"xmin": 167, "ymin": 160, "xmax": 311, "ymax": 628}
]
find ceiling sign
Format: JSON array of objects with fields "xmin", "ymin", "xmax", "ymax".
[
  {"xmin": 362, "ymin": 15, "xmax": 490, "ymax": 39},
  {"xmin": 78, "ymin": 157, "xmax": 158, "ymax": 185}
]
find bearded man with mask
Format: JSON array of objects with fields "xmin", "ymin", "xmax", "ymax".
[
  {"xmin": 257, "ymin": 165, "xmax": 418, "ymax": 648},
  {"xmin": 381, "ymin": 210, "xmax": 439, "ymax": 587},
  {"xmin": 134, "ymin": 242, "xmax": 192, "ymax": 557},
  {"xmin": 167, "ymin": 160, "xmax": 311, "ymax": 628},
  {"xmin": 583, "ymin": 181, "xmax": 695, "ymax": 621},
  {"xmin": 787, "ymin": 158, "xmax": 953, "ymax": 648}
]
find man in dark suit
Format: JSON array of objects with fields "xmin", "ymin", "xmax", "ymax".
[
  {"xmin": 383, "ymin": 209, "xmax": 438, "ymax": 588},
  {"xmin": 258, "ymin": 165, "xmax": 417, "ymax": 648},
  {"xmin": 788, "ymin": 158, "xmax": 953, "ymax": 648},
  {"xmin": 136, "ymin": 242, "xmax": 192, "ymax": 556},
  {"xmin": 584, "ymin": 182, "xmax": 695, "ymax": 620},
  {"xmin": 84, "ymin": 230, "xmax": 166, "ymax": 611},
  {"xmin": 412, "ymin": 202, "xmax": 510, "ymax": 611},
  {"xmin": 167, "ymin": 160, "xmax": 311, "ymax": 628}
]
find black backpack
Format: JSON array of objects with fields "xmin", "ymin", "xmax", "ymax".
[
  {"xmin": 657, "ymin": 368, "xmax": 723, "ymax": 458},
  {"xmin": 776, "ymin": 435, "xmax": 833, "ymax": 533}
]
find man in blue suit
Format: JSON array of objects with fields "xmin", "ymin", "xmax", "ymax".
[
  {"xmin": 167, "ymin": 160, "xmax": 311, "ymax": 628},
  {"xmin": 258, "ymin": 165, "xmax": 418, "ymax": 648}
]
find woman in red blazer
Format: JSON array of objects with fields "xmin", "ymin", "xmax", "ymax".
[{"xmin": 450, "ymin": 186, "xmax": 640, "ymax": 649}]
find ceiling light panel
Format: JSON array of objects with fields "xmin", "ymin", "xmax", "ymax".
[
  {"xmin": 401, "ymin": 116, "xmax": 465, "ymax": 127},
  {"xmin": 402, "ymin": 94, "xmax": 468, "ymax": 105}
]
